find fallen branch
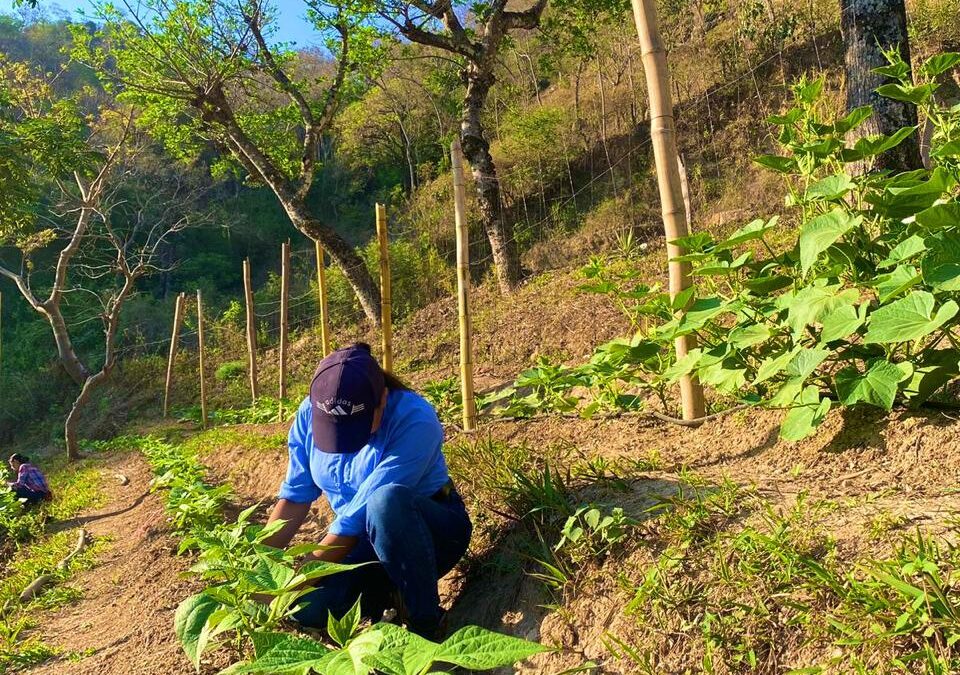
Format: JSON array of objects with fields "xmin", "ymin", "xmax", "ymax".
[{"xmin": 19, "ymin": 528, "xmax": 89, "ymax": 602}]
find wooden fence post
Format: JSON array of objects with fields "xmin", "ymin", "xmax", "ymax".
[
  {"xmin": 243, "ymin": 258, "xmax": 259, "ymax": 403},
  {"xmin": 315, "ymin": 241, "xmax": 331, "ymax": 357},
  {"xmin": 163, "ymin": 292, "xmax": 185, "ymax": 418},
  {"xmin": 631, "ymin": 0, "xmax": 706, "ymax": 421},
  {"xmin": 451, "ymin": 140, "xmax": 478, "ymax": 432},
  {"xmin": 376, "ymin": 203, "xmax": 393, "ymax": 372},
  {"xmin": 279, "ymin": 240, "xmax": 290, "ymax": 420},
  {"xmin": 196, "ymin": 289, "xmax": 208, "ymax": 430}
]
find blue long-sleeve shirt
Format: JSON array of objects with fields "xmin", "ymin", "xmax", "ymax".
[{"xmin": 279, "ymin": 389, "xmax": 450, "ymax": 537}]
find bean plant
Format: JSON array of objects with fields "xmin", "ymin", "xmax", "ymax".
[
  {"xmin": 139, "ymin": 435, "xmax": 549, "ymax": 674},
  {"xmin": 496, "ymin": 52, "xmax": 960, "ymax": 439}
]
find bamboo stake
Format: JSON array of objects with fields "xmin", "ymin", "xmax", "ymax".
[
  {"xmin": 315, "ymin": 241, "xmax": 331, "ymax": 357},
  {"xmin": 376, "ymin": 203, "xmax": 393, "ymax": 372},
  {"xmin": 678, "ymin": 155, "xmax": 692, "ymax": 227},
  {"xmin": 451, "ymin": 140, "xmax": 478, "ymax": 432},
  {"xmin": 243, "ymin": 258, "xmax": 259, "ymax": 403},
  {"xmin": 196, "ymin": 290, "xmax": 208, "ymax": 430},
  {"xmin": 163, "ymin": 293, "xmax": 185, "ymax": 418},
  {"xmin": 279, "ymin": 240, "xmax": 290, "ymax": 421},
  {"xmin": 631, "ymin": 0, "xmax": 706, "ymax": 421}
]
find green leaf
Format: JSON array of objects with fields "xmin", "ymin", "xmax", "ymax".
[
  {"xmin": 321, "ymin": 630, "xmax": 385, "ymax": 675},
  {"xmin": 820, "ymin": 303, "xmax": 866, "ymax": 343},
  {"xmin": 921, "ymin": 231, "xmax": 960, "ymax": 291},
  {"xmin": 754, "ymin": 346, "xmax": 802, "ymax": 385},
  {"xmin": 729, "ymin": 324, "xmax": 772, "ymax": 349},
  {"xmin": 933, "ymin": 139, "xmax": 960, "ymax": 159},
  {"xmin": 783, "ymin": 284, "xmax": 859, "ymax": 337},
  {"xmin": 785, "ymin": 348, "xmax": 830, "ymax": 380},
  {"xmin": 693, "ymin": 251, "xmax": 752, "ymax": 276},
  {"xmin": 433, "ymin": 626, "xmax": 548, "ymax": 670},
  {"xmin": 878, "ymin": 234, "xmax": 927, "ymax": 268},
  {"xmin": 175, "ymin": 592, "xmax": 221, "ymax": 670},
  {"xmin": 805, "ymin": 174, "xmax": 855, "ymax": 201},
  {"xmin": 876, "ymin": 83, "xmax": 937, "ymax": 105},
  {"xmin": 743, "ymin": 274, "xmax": 792, "ymax": 295},
  {"xmin": 916, "ymin": 201, "xmax": 960, "ymax": 230},
  {"xmin": 874, "ymin": 264, "xmax": 921, "ymax": 303},
  {"xmin": 328, "ymin": 596, "xmax": 363, "ymax": 648},
  {"xmin": 698, "ymin": 359, "xmax": 747, "ymax": 393},
  {"xmin": 754, "ymin": 154, "xmax": 797, "ymax": 173},
  {"xmin": 845, "ymin": 126, "xmax": 919, "ymax": 164},
  {"xmin": 864, "ymin": 291, "xmax": 959, "ymax": 343},
  {"xmin": 833, "ymin": 106, "xmax": 873, "ymax": 134},
  {"xmin": 715, "ymin": 217, "xmax": 778, "ymax": 250},
  {"xmin": 219, "ymin": 635, "xmax": 331, "ymax": 675},
  {"xmin": 835, "ymin": 360, "xmax": 904, "ymax": 409},
  {"xmin": 780, "ymin": 386, "xmax": 831, "ymax": 441},
  {"xmin": 663, "ymin": 348, "xmax": 702, "ymax": 383},
  {"xmin": 920, "ymin": 53, "xmax": 960, "ymax": 77},
  {"xmin": 902, "ymin": 349, "xmax": 960, "ymax": 406},
  {"xmin": 799, "ymin": 209, "xmax": 860, "ymax": 275}
]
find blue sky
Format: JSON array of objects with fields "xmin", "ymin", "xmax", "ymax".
[{"xmin": 0, "ymin": 0, "xmax": 328, "ymax": 48}]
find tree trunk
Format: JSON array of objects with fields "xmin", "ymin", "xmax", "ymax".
[
  {"xmin": 840, "ymin": 0, "xmax": 921, "ymax": 171},
  {"xmin": 41, "ymin": 302, "xmax": 90, "ymax": 386},
  {"xmin": 461, "ymin": 69, "xmax": 522, "ymax": 293},
  {"xmin": 64, "ymin": 369, "xmax": 110, "ymax": 460}
]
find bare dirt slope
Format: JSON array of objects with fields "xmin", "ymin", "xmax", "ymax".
[{"xmin": 26, "ymin": 451, "xmax": 201, "ymax": 675}]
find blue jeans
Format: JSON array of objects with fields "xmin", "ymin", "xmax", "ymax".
[
  {"xmin": 293, "ymin": 483, "xmax": 472, "ymax": 636},
  {"xmin": 12, "ymin": 486, "xmax": 44, "ymax": 504}
]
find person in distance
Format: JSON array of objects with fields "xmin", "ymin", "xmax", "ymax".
[
  {"xmin": 263, "ymin": 342, "xmax": 471, "ymax": 640},
  {"xmin": 7, "ymin": 453, "xmax": 52, "ymax": 504}
]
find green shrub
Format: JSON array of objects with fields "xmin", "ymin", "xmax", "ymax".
[{"xmin": 214, "ymin": 360, "xmax": 246, "ymax": 382}]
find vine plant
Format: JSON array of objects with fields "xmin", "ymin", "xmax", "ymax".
[{"xmin": 494, "ymin": 52, "xmax": 960, "ymax": 439}]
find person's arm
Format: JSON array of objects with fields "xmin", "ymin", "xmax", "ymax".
[
  {"xmin": 266, "ymin": 400, "xmax": 322, "ymax": 549},
  {"xmin": 303, "ymin": 532, "xmax": 359, "ymax": 564},
  {"xmin": 263, "ymin": 499, "xmax": 313, "ymax": 549}
]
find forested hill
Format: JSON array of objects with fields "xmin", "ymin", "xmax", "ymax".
[{"xmin": 2, "ymin": 0, "xmax": 959, "ymax": 447}]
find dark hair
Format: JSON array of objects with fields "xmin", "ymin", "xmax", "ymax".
[
  {"xmin": 351, "ymin": 342, "xmax": 411, "ymax": 392},
  {"xmin": 9, "ymin": 453, "xmax": 29, "ymax": 465}
]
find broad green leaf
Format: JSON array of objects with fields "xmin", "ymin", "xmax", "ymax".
[
  {"xmin": 768, "ymin": 377, "xmax": 804, "ymax": 407},
  {"xmin": 869, "ymin": 167, "xmax": 954, "ymax": 219},
  {"xmin": 844, "ymin": 126, "xmax": 919, "ymax": 165},
  {"xmin": 251, "ymin": 632, "xmax": 289, "ymax": 658},
  {"xmin": 921, "ymin": 53, "xmax": 960, "ymax": 77},
  {"xmin": 321, "ymin": 629, "xmax": 384, "ymax": 675},
  {"xmin": 698, "ymin": 359, "xmax": 747, "ymax": 393},
  {"xmin": 715, "ymin": 217, "xmax": 778, "ymax": 250},
  {"xmin": 754, "ymin": 346, "xmax": 802, "ymax": 385},
  {"xmin": 219, "ymin": 635, "xmax": 331, "ymax": 675},
  {"xmin": 785, "ymin": 348, "xmax": 830, "ymax": 380},
  {"xmin": 820, "ymin": 303, "xmax": 866, "ymax": 343},
  {"xmin": 754, "ymin": 154, "xmax": 797, "ymax": 173},
  {"xmin": 878, "ymin": 234, "xmax": 926, "ymax": 268},
  {"xmin": 729, "ymin": 324, "xmax": 772, "ymax": 349},
  {"xmin": 797, "ymin": 78, "xmax": 824, "ymax": 104},
  {"xmin": 833, "ymin": 106, "xmax": 873, "ymax": 134},
  {"xmin": 433, "ymin": 626, "xmax": 549, "ymax": 670},
  {"xmin": 799, "ymin": 209, "xmax": 860, "ymax": 275},
  {"xmin": 362, "ymin": 623, "xmax": 439, "ymax": 675},
  {"xmin": 876, "ymin": 83, "xmax": 937, "ymax": 105},
  {"xmin": 864, "ymin": 292, "xmax": 959, "ymax": 343},
  {"xmin": 668, "ymin": 232, "xmax": 714, "ymax": 252},
  {"xmin": 805, "ymin": 174, "xmax": 855, "ymax": 201},
  {"xmin": 902, "ymin": 350, "xmax": 960, "ymax": 406},
  {"xmin": 933, "ymin": 140, "xmax": 960, "ymax": 159},
  {"xmin": 874, "ymin": 264, "xmax": 921, "ymax": 303},
  {"xmin": 743, "ymin": 274, "xmax": 792, "ymax": 295},
  {"xmin": 921, "ymin": 231, "xmax": 960, "ymax": 291},
  {"xmin": 780, "ymin": 386, "xmax": 831, "ymax": 441},
  {"xmin": 175, "ymin": 592, "xmax": 221, "ymax": 670},
  {"xmin": 873, "ymin": 61, "xmax": 911, "ymax": 79},
  {"xmin": 767, "ymin": 108, "xmax": 803, "ymax": 126},
  {"xmin": 835, "ymin": 360, "xmax": 904, "ymax": 409},
  {"xmin": 693, "ymin": 251, "xmax": 752, "ymax": 276},
  {"xmin": 328, "ymin": 595, "xmax": 363, "ymax": 648},
  {"xmin": 240, "ymin": 556, "xmax": 297, "ymax": 594},
  {"xmin": 783, "ymin": 284, "xmax": 859, "ymax": 337},
  {"xmin": 915, "ymin": 201, "xmax": 960, "ymax": 230},
  {"xmin": 662, "ymin": 348, "xmax": 702, "ymax": 383}
]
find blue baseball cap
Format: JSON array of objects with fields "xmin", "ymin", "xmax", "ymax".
[{"xmin": 309, "ymin": 344, "xmax": 386, "ymax": 454}]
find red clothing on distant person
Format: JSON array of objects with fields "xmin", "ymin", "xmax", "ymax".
[{"xmin": 9, "ymin": 463, "xmax": 49, "ymax": 496}]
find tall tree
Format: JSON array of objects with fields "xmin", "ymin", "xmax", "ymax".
[
  {"xmin": 840, "ymin": 0, "xmax": 922, "ymax": 171},
  {"xmin": 74, "ymin": 0, "xmax": 386, "ymax": 323},
  {"xmin": 378, "ymin": 0, "xmax": 551, "ymax": 292},
  {"xmin": 0, "ymin": 62, "xmax": 196, "ymax": 458}
]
